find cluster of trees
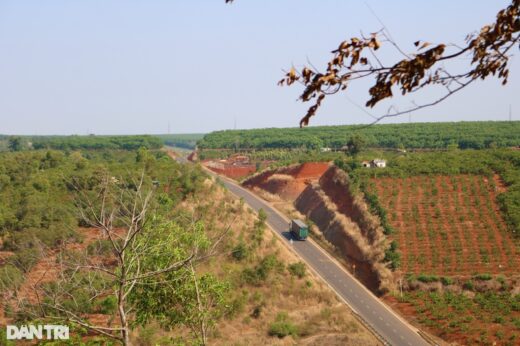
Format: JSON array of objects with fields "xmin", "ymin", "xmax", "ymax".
[
  {"xmin": 198, "ymin": 121, "xmax": 520, "ymax": 150},
  {"xmin": 28, "ymin": 135, "xmax": 164, "ymax": 151},
  {"xmin": 0, "ymin": 148, "xmax": 222, "ymax": 345}
]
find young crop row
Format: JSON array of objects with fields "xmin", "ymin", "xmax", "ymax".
[{"xmin": 371, "ymin": 174, "xmax": 520, "ymax": 275}]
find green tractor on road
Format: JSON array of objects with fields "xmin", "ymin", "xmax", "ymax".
[{"xmin": 290, "ymin": 219, "xmax": 308, "ymax": 240}]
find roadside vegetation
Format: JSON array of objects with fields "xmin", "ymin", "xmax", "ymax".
[{"xmin": 0, "ymin": 141, "xmax": 378, "ymax": 345}]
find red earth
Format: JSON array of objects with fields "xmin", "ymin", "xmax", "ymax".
[
  {"xmin": 371, "ymin": 174, "xmax": 520, "ymax": 276},
  {"xmin": 242, "ymin": 162, "xmax": 330, "ymax": 199}
]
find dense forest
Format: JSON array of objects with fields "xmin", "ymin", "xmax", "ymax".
[
  {"xmin": 198, "ymin": 121, "xmax": 520, "ymax": 150},
  {"xmin": 0, "ymin": 135, "xmax": 163, "ymax": 151},
  {"xmin": 28, "ymin": 135, "xmax": 164, "ymax": 151},
  {"xmin": 0, "ymin": 134, "xmax": 204, "ymax": 152}
]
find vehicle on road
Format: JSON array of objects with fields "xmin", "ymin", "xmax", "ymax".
[{"xmin": 290, "ymin": 219, "xmax": 309, "ymax": 240}]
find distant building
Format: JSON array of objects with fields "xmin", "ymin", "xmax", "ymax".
[
  {"xmin": 320, "ymin": 147, "xmax": 331, "ymax": 152},
  {"xmin": 362, "ymin": 159, "xmax": 387, "ymax": 168},
  {"xmin": 372, "ymin": 159, "xmax": 386, "ymax": 168}
]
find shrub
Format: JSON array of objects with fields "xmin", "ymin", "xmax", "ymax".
[
  {"xmin": 251, "ymin": 305, "xmax": 262, "ymax": 319},
  {"xmin": 0, "ymin": 264, "xmax": 24, "ymax": 292},
  {"xmin": 96, "ymin": 295, "xmax": 117, "ymax": 314},
  {"xmin": 231, "ymin": 242, "xmax": 249, "ymax": 261},
  {"xmin": 463, "ymin": 280, "xmax": 474, "ymax": 291},
  {"xmin": 384, "ymin": 241, "xmax": 401, "ymax": 270},
  {"xmin": 287, "ymin": 262, "xmax": 306, "ymax": 279},
  {"xmin": 87, "ymin": 239, "xmax": 114, "ymax": 256},
  {"xmin": 10, "ymin": 248, "xmax": 41, "ymax": 273},
  {"xmin": 241, "ymin": 255, "xmax": 283, "ymax": 285},
  {"xmin": 417, "ymin": 274, "xmax": 439, "ymax": 283},
  {"xmin": 268, "ymin": 312, "xmax": 298, "ymax": 338},
  {"xmin": 441, "ymin": 277, "xmax": 454, "ymax": 286},
  {"xmin": 474, "ymin": 273, "xmax": 492, "ymax": 281}
]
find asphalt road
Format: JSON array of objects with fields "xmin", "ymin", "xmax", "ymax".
[{"xmin": 209, "ymin": 172, "xmax": 431, "ymax": 346}]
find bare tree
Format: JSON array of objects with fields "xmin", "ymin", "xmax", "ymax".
[
  {"xmin": 4, "ymin": 171, "xmax": 207, "ymax": 345},
  {"xmin": 3, "ymin": 170, "xmax": 236, "ymax": 346}
]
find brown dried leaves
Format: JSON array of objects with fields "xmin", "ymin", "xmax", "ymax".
[{"xmin": 280, "ymin": 0, "xmax": 520, "ymax": 126}]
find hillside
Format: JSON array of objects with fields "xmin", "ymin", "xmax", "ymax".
[
  {"xmin": 238, "ymin": 150, "xmax": 520, "ymax": 345},
  {"xmin": 0, "ymin": 148, "xmax": 378, "ymax": 345}
]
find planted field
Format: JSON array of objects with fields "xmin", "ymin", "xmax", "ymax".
[{"xmin": 370, "ymin": 175, "xmax": 520, "ymax": 276}]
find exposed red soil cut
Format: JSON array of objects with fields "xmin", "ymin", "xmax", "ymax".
[
  {"xmin": 245, "ymin": 164, "xmax": 390, "ymax": 292},
  {"xmin": 205, "ymin": 164, "xmax": 257, "ymax": 179},
  {"xmin": 243, "ymin": 162, "xmax": 330, "ymax": 199},
  {"xmin": 371, "ymin": 175, "xmax": 520, "ymax": 276}
]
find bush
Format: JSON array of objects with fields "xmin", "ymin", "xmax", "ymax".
[
  {"xmin": 87, "ymin": 239, "xmax": 114, "ymax": 256},
  {"xmin": 268, "ymin": 312, "xmax": 298, "ymax": 338},
  {"xmin": 384, "ymin": 241, "xmax": 401, "ymax": 270},
  {"xmin": 231, "ymin": 242, "xmax": 249, "ymax": 261},
  {"xmin": 287, "ymin": 262, "xmax": 306, "ymax": 279},
  {"xmin": 441, "ymin": 277, "xmax": 454, "ymax": 285},
  {"xmin": 251, "ymin": 305, "xmax": 263, "ymax": 319},
  {"xmin": 96, "ymin": 295, "xmax": 117, "ymax": 314},
  {"xmin": 463, "ymin": 280, "xmax": 474, "ymax": 291},
  {"xmin": 10, "ymin": 248, "xmax": 42, "ymax": 273},
  {"xmin": 0, "ymin": 264, "xmax": 24, "ymax": 292},
  {"xmin": 474, "ymin": 273, "xmax": 492, "ymax": 281},
  {"xmin": 416, "ymin": 274, "xmax": 439, "ymax": 283},
  {"xmin": 240, "ymin": 254, "xmax": 284, "ymax": 286}
]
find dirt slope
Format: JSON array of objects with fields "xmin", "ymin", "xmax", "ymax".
[
  {"xmin": 243, "ymin": 163, "xmax": 330, "ymax": 200},
  {"xmin": 245, "ymin": 164, "xmax": 393, "ymax": 293}
]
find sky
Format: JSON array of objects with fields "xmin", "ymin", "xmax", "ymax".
[{"xmin": 0, "ymin": 0, "xmax": 518, "ymax": 135}]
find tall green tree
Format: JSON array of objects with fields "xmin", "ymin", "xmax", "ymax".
[{"xmin": 7, "ymin": 136, "xmax": 23, "ymax": 151}]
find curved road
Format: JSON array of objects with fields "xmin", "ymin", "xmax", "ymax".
[{"xmin": 207, "ymin": 170, "xmax": 432, "ymax": 346}]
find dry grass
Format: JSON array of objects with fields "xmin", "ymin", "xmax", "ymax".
[{"xmin": 156, "ymin": 177, "xmax": 380, "ymax": 346}]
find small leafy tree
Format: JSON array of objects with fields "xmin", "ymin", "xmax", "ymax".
[
  {"xmin": 15, "ymin": 171, "xmax": 224, "ymax": 345},
  {"xmin": 346, "ymin": 135, "xmax": 366, "ymax": 155},
  {"xmin": 7, "ymin": 136, "xmax": 23, "ymax": 152}
]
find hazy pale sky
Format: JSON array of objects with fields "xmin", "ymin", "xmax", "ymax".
[{"xmin": 0, "ymin": 0, "xmax": 518, "ymax": 135}]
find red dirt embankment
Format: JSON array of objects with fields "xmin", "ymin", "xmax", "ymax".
[
  {"xmin": 244, "ymin": 163, "xmax": 392, "ymax": 292},
  {"xmin": 207, "ymin": 165, "xmax": 256, "ymax": 179},
  {"xmin": 243, "ymin": 162, "xmax": 330, "ymax": 200}
]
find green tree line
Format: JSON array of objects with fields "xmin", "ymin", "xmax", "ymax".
[{"xmin": 198, "ymin": 121, "xmax": 520, "ymax": 150}]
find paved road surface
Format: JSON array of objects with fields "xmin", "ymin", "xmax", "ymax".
[{"xmin": 208, "ymin": 171, "xmax": 431, "ymax": 346}]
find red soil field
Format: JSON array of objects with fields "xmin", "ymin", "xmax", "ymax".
[{"xmin": 371, "ymin": 175, "xmax": 520, "ymax": 276}]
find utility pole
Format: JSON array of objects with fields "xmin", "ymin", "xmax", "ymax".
[
  {"xmin": 168, "ymin": 122, "xmax": 171, "ymax": 134},
  {"xmin": 509, "ymin": 104, "xmax": 512, "ymax": 122}
]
